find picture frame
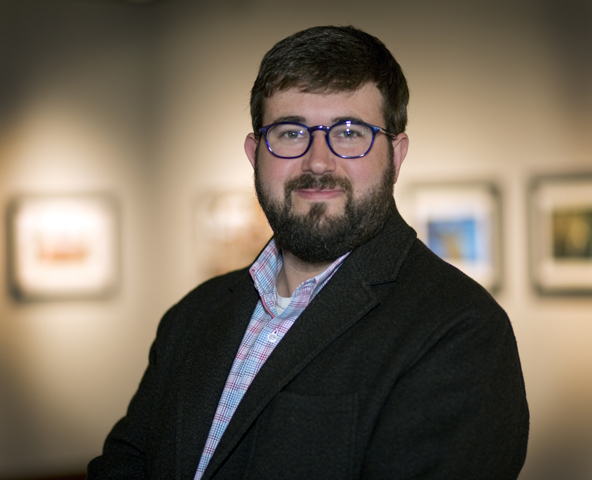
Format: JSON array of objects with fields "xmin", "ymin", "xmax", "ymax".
[
  {"xmin": 194, "ymin": 189, "xmax": 272, "ymax": 280},
  {"xmin": 408, "ymin": 182, "xmax": 502, "ymax": 293},
  {"xmin": 7, "ymin": 194, "xmax": 119, "ymax": 300},
  {"xmin": 529, "ymin": 174, "xmax": 592, "ymax": 295}
]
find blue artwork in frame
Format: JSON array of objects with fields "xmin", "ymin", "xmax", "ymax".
[
  {"xmin": 427, "ymin": 218, "xmax": 478, "ymax": 261},
  {"xmin": 409, "ymin": 182, "xmax": 501, "ymax": 293}
]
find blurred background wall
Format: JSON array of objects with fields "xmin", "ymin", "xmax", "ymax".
[{"xmin": 0, "ymin": 0, "xmax": 591, "ymax": 478}]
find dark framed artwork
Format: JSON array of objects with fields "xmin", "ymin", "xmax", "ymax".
[
  {"xmin": 408, "ymin": 182, "xmax": 502, "ymax": 293},
  {"xmin": 529, "ymin": 174, "xmax": 592, "ymax": 295},
  {"xmin": 7, "ymin": 194, "xmax": 119, "ymax": 300}
]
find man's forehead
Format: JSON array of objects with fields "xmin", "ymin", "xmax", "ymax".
[{"xmin": 261, "ymin": 83, "xmax": 384, "ymax": 125}]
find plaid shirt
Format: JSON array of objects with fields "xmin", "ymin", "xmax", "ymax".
[{"xmin": 194, "ymin": 240, "xmax": 349, "ymax": 479}]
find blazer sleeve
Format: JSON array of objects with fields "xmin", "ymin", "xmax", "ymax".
[
  {"xmin": 361, "ymin": 301, "xmax": 529, "ymax": 479},
  {"xmin": 87, "ymin": 302, "xmax": 184, "ymax": 480}
]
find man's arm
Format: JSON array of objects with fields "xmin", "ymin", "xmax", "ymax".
[
  {"xmin": 87, "ymin": 302, "xmax": 184, "ymax": 479},
  {"xmin": 362, "ymin": 303, "xmax": 529, "ymax": 479}
]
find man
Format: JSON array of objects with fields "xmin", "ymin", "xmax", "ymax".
[{"xmin": 88, "ymin": 26, "xmax": 529, "ymax": 479}]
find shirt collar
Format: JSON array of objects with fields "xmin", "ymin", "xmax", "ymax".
[{"xmin": 249, "ymin": 239, "xmax": 350, "ymax": 300}]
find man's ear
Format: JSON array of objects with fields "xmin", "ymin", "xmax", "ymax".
[
  {"xmin": 392, "ymin": 133, "xmax": 409, "ymax": 183},
  {"xmin": 245, "ymin": 133, "xmax": 258, "ymax": 169}
]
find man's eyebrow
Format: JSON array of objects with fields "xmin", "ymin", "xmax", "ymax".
[
  {"xmin": 332, "ymin": 116, "xmax": 366, "ymax": 124},
  {"xmin": 270, "ymin": 115, "xmax": 306, "ymax": 124},
  {"xmin": 268, "ymin": 115, "xmax": 368, "ymax": 126}
]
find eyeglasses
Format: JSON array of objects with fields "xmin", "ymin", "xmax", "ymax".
[{"xmin": 258, "ymin": 121, "xmax": 396, "ymax": 159}]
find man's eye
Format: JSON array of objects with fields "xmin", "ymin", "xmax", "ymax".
[
  {"xmin": 283, "ymin": 130, "xmax": 303, "ymax": 138},
  {"xmin": 274, "ymin": 127, "xmax": 306, "ymax": 140},
  {"xmin": 334, "ymin": 127, "xmax": 364, "ymax": 139}
]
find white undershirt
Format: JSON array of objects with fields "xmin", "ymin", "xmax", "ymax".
[{"xmin": 276, "ymin": 293, "xmax": 292, "ymax": 315}]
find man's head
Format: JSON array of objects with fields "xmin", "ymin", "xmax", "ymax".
[
  {"xmin": 245, "ymin": 26, "xmax": 409, "ymax": 264},
  {"xmin": 250, "ymin": 25, "xmax": 409, "ymax": 137}
]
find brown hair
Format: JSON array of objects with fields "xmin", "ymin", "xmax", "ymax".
[{"xmin": 250, "ymin": 25, "xmax": 409, "ymax": 136}]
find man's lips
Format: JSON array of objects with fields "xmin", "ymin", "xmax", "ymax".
[{"xmin": 293, "ymin": 188, "xmax": 344, "ymax": 200}]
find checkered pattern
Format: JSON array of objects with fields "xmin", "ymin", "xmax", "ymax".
[{"xmin": 194, "ymin": 240, "xmax": 349, "ymax": 479}]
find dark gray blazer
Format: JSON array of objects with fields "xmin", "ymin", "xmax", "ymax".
[{"xmin": 88, "ymin": 207, "xmax": 529, "ymax": 479}]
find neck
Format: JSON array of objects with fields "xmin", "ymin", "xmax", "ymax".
[{"xmin": 276, "ymin": 250, "xmax": 332, "ymax": 297}]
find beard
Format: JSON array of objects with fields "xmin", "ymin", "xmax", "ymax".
[{"xmin": 255, "ymin": 158, "xmax": 396, "ymax": 264}]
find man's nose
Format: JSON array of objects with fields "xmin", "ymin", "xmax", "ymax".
[{"xmin": 300, "ymin": 132, "xmax": 336, "ymax": 175}]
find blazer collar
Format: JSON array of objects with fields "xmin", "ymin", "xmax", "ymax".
[{"xmin": 348, "ymin": 203, "xmax": 417, "ymax": 285}]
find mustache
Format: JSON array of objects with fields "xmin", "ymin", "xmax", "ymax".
[{"xmin": 284, "ymin": 174, "xmax": 353, "ymax": 195}]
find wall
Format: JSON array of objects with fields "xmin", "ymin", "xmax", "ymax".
[{"xmin": 0, "ymin": 0, "xmax": 591, "ymax": 478}]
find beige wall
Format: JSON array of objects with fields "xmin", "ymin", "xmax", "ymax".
[{"xmin": 1, "ymin": 0, "xmax": 591, "ymax": 478}]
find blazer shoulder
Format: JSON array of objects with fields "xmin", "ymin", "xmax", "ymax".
[
  {"xmin": 154, "ymin": 267, "xmax": 252, "ymax": 341},
  {"xmin": 175, "ymin": 267, "xmax": 251, "ymax": 310},
  {"xmin": 396, "ymin": 239, "xmax": 510, "ymax": 331}
]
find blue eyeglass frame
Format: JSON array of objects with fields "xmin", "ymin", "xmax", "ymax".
[{"xmin": 258, "ymin": 121, "xmax": 396, "ymax": 159}]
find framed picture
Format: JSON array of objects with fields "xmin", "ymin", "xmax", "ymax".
[
  {"xmin": 529, "ymin": 174, "xmax": 592, "ymax": 295},
  {"xmin": 194, "ymin": 190, "xmax": 272, "ymax": 280},
  {"xmin": 408, "ymin": 182, "xmax": 502, "ymax": 292},
  {"xmin": 7, "ymin": 194, "xmax": 119, "ymax": 300}
]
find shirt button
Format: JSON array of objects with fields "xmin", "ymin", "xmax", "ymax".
[{"xmin": 268, "ymin": 332, "xmax": 278, "ymax": 343}]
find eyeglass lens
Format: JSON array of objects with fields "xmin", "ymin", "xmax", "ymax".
[{"xmin": 266, "ymin": 123, "xmax": 374, "ymax": 158}]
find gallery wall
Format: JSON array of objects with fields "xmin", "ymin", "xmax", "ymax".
[{"xmin": 0, "ymin": 0, "xmax": 591, "ymax": 478}]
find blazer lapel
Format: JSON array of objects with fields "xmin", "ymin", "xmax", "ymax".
[
  {"xmin": 202, "ymin": 259, "xmax": 376, "ymax": 480},
  {"xmin": 175, "ymin": 272, "xmax": 259, "ymax": 480}
]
